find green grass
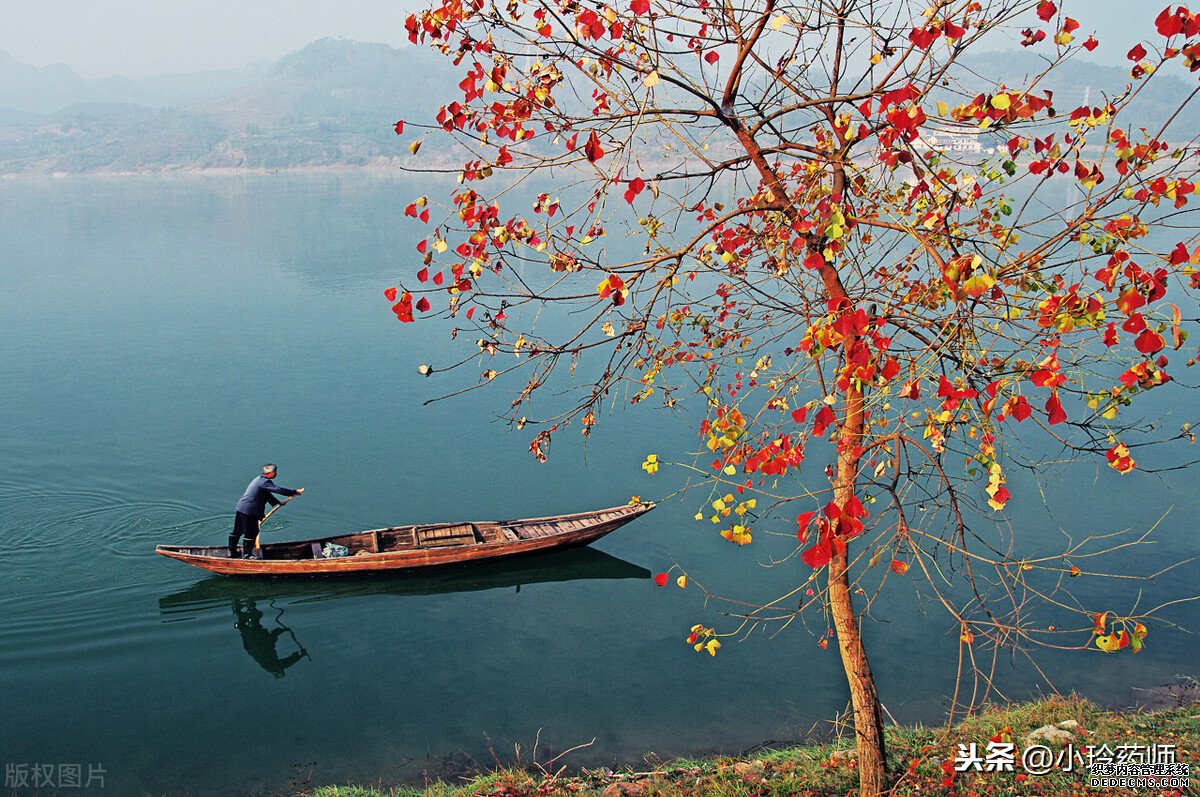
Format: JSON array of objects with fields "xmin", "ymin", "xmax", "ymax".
[{"xmin": 303, "ymin": 696, "xmax": 1198, "ymax": 796}]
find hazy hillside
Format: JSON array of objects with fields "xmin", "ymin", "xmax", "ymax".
[
  {"xmin": 0, "ymin": 49, "xmax": 270, "ymax": 114},
  {"xmin": 2, "ymin": 40, "xmax": 1199, "ymax": 175},
  {"xmin": 959, "ymin": 51, "xmax": 1200, "ymax": 135},
  {"xmin": 0, "ymin": 39, "xmax": 457, "ymax": 174}
]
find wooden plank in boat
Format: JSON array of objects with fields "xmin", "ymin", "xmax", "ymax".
[{"xmin": 416, "ymin": 523, "xmax": 477, "ymax": 547}]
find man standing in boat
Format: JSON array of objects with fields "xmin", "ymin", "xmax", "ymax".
[{"xmin": 230, "ymin": 464, "xmax": 303, "ymax": 558}]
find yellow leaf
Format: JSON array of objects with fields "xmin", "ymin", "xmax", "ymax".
[
  {"xmin": 1095, "ymin": 634, "xmax": 1120, "ymax": 653},
  {"xmin": 937, "ymin": 100, "xmax": 948, "ymax": 116},
  {"xmin": 769, "ymin": 14, "xmax": 790, "ymax": 30},
  {"xmin": 676, "ymin": 575, "xmax": 688, "ymax": 589},
  {"xmin": 409, "ymin": 139, "xmax": 423, "ymax": 154},
  {"xmin": 705, "ymin": 638, "xmax": 721, "ymax": 656},
  {"xmin": 644, "ymin": 70, "xmax": 660, "ymax": 87},
  {"xmin": 990, "ymin": 94, "xmax": 1011, "ymax": 110}
]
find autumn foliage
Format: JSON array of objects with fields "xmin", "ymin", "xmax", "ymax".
[{"xmin": 390, "ymin": 0, "xmax": 1200, "ymax": 793}]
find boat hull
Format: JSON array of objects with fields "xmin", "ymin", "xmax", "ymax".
[{"xmin": 156, "ymin": 503, "xmax": 652, "ymax": 576}]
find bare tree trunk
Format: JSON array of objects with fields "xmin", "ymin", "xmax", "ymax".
[
  {"xmin": 828, "ymin": 384, "xmax": 888, "ymax": 797},
  {"xmin": 828, "ymin": 547, "xmax": 888, "ymax": 796},
  {"xmin": 733, "ymin": 93, "xmax": 888, "ymax": 797}
]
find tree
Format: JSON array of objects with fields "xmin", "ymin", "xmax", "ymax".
[{"xmin": 391, "ymin": 1, "xmax": 1200, "ymax": 794}]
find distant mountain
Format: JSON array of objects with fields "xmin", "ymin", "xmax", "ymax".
[
  {"xmin": 3, "ymin": 41, "xmax": 1198, "ymax": 175},
  {"xmin": 958, "ymin": 51, "xmax": 1200, "ymax": 135},
  {"xmin": 0, "ymin": 39, "xmax": 458, "ymax": 174},
  {"xmin": 0, "ymin": 49, "xmax": 271, "ymax": 114}
]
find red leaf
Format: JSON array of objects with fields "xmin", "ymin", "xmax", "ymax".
[
  {"xmin": 908, "ymin": 26, "xmax": 939, "ymax": 50},
  {"xmin": 704, "ymin": 50, "xmax": 720, "ymax": 65},
  {"xmin": 1157, "ymin": 7, "xmax": 1185, "ymax": 37},
  {"xmin": 653, "ymin": 572, "xmax": 669, "ymax": 587},
  {"xmin": 1046, "ymin": 390, "xmax": 1067, "ymax": 425},
  {"xmin": 844, "ymin": 494, "xmax": 867, "ymax": 519},
  {"xmin": 583, "ymin": 131, "xmax": 605, "ymax": 163},
  {"xmin": 383, "ymin": 287, "xmax": 398, "ymax": 302},
  {"xmin": 790, "ymin": 407, "xmax": 808, "ymax": 424},
  {"xmin": 803, "ymin": 251, "xmax": 825, "ymax": 270},
  {"xmin": 432, "ymin": 271, "xmax": 445, "ymax": 286},
  {"xmin": 1122, "ymin": 313, "xmax": 1147, "ymax": 333},
  {"xmin": 1021, "ymin": 28, "xmax": 1047, "ymax": 46},
  {"xmin": 812, "ymin": 405, "xmax": 836, "ymax": 437},
  {"xmin": 624, "ymin": 176, "xmax": 646, "ymax": 204},
  {"xmin": 630, "ymin": 0, "xmax": 650, "ymax": 14},
  {"xmin": 1135, "ymin": 328, "xmax": 1165, "ymax": 354},
  {"xmin": 796, "ymin": 511, "xmax": 816, "ymax": 539},
  {"xmin": 393, "ymin": 120, "xmax": 405, "ymax": 135},
  {"xmin": 415, "ymin": 296, "xmax": 431, "ymax": 313},
  {"xmin": 1012, "ymin": 395, "xmax": 1032, "ymax": 421},
  {"xmin": 417, "ymin": 267, "xmax": 429, "ymax": 283},
  {"xmin": 466, "ymin": 306, "xmax": 476, "ymax": 320},
  {"xmin": 801, "ymin": 542, "xmax": 832, "ymax": 569},
  {"xmin": 1104, "ymin": 323, "xmax": 1119, "ymax": 347},
  {"xmin": 890, "ymin": 559, "xmax": 910, "ymax": 575},
  {"xmin": 881, "ymin": 357, "xmax": 901, "ymax": 381},
  {"xmin": 392, "ymin": 292, "xmax": 414, "ymax": 323},
  {"xmin": 1082, "ymin": 35, "xmax": 1099, "ymax": 51},
  {"xmin": 1128, "ymin": 43, "xmax": 1147, "ymax": 61},
  {"xmin": 416, "ymin": 239, "xmax": 428, "ymax": 254},
  {"xmin": 1036, "ymin": 1, "xmax": 1056, "ymax": 21}
]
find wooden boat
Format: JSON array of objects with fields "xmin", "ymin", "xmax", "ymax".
[{"xmin": 156, "ymin": 502, "xmax": 654, "ymax": 576}]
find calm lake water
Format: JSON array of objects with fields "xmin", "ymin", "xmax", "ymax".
[{"xmin": 0, "ymin": 174, "xmax": 1196, "ymax": 796}]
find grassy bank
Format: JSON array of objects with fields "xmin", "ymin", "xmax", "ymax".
[{"xmin": 304, "ymin": 696, "xmax": 1197, "ymax": 797}]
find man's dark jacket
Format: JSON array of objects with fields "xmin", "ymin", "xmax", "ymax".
[{"xmin": 235, "ymin": 476, "xmax": 298, "ymax": 519}]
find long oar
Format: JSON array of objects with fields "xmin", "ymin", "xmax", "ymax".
[{"xmin": 254, "ymin": 489, "xmax": 305, "ymax": 553}]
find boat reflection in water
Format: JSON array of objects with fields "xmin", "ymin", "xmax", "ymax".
[{"xmin": 159, "ymin": 547, "xmax": 651, "ymax": 676}]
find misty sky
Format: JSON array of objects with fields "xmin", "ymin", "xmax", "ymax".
[{"xmin": 0, "ymin": 1, "xmax": 1165, "ymax": 79}]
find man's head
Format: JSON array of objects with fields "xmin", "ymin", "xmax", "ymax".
[{"xmin": 262, "ymin": 464, "xmax": 277, "ymax": 478}]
